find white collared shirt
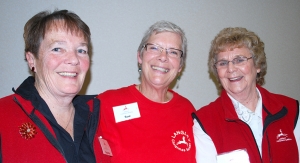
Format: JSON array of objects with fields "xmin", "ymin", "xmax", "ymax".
[{"xmin": 227, "ymin": 89, "xmax": 263, "ymax": 155}]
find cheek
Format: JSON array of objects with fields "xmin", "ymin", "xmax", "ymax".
[
  {"xmin": 216, "ymin": 69, "xmax": 226, "ymax": 79},
  {"xmin": 241, "ymin": 65, "xmax": 255, "ymax": 77},
  {"xmin": 80, "ymin": 57, "xmax": 90, "ymax": 71},
  {"xmin": 141, "ymin": 55, "xmax": 156, "ymax": 69},
  {"xmin": 170, "ymin": 59, "xmax": 181, "ymax": 69},
  {"xmin": 143, "ymin": 54, "xmax": 155, "ymax": 62},
  {"xmin": 37, "ymin": 57, "xmax": 56, "ymax": 73},
  {"xmin": 240, "ymin": 65, "xmax": 249, "ymax": 72},
  {"xmin": 42, "ymin": 53, "xmax": 63, "ymax": 68}
]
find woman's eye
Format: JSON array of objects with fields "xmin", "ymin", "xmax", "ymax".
[
  {"xmin": 52, "ymin": 48, "xmax": 61, "ymax": 52},
  {"xmin": 149, "ymin": 46, "xmax": 159, "ymax": 51},
  {"xmin": 169, "ymin": 50, "xmax": 179, "ymax": 56},
  {"xmin": 219, "ymin": 61, "xmax": 227, "ymax": 66},
  {"xmin": 236, "ymin": 58, "xmax": 245, "ymax": 63},
  {"xmin": 78, "ymin": 49, "xmax": 87, "ymax": 54}
]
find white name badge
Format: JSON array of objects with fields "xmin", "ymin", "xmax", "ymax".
[
  {"xmin": 113, "ymin": 102, "xmax": 141, "ymax": 123},
  {"xmin": 217, "ymin": 149, "xmax": 250, "ymax": 163}
]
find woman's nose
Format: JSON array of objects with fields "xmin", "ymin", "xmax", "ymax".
[{"xmin": 65, "ymin": 51, "xmax": 79, "ymax": 65}]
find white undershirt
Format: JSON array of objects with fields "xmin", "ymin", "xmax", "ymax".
[{"xmin": 227, "ymin": 89, "xmax": 263, "ymax": 155}]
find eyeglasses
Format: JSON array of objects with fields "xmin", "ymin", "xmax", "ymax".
[
  {"xmin": 214, "ymin": 56, "xmax": 253, "ymax": 69},
  {"xmin": 143, "ymin": 43, "xmax": 183, "ymax": 59}
]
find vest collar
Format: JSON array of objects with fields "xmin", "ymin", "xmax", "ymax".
[{"xmin": 221, "ymin": 85, "xmax": 285, "ymax": 120}]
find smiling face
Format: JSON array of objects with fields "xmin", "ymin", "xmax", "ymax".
[
  {"xmin": 26, "ymin": 22, "xmax": 90, "ymax": 98},
  {"xmin": 138, "ymin": 32, "xmax": 182, "ymax": 89},
  {"xmin": 216, "ymin": 47, "xmax": 260, "ymax": 98}
]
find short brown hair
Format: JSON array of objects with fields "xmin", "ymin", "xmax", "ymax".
[{"xmin": 24, "ymin": 9, "xmax": 91, "ymax": 59}]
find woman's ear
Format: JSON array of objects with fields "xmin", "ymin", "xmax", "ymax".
[
  {"xmin": 137, "ymin": 52, "xmax": 142, "ymax": 64},
  {"xmin": 26, "ymin": 52, "xmax": 36, "ymax": 72},
  {"xmin": 178, "ymin": 67, "xmax": 182, "ymax": 73},
  {"xmin": 256, "ymin": 67, "xmax": 261, "ymax": 73}
]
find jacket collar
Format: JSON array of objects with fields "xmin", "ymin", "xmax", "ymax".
[
  {"xmin": 14, "ymin": 76, "xmax": 95, "ymax": 103},
  {"xmin": 221, "ymin": 85, "xmax": 285, "ymax": 120},
  {"xmin": 256, "ymin": 85, "xmax": 285, "ymax": 115},
  {"xmin": 13, "ymin": 76, "xmax": 96, "ymax": 115},
  {"xmin": 220, "ymin": 90, "xmax": 240, "ymax": 120},
  {"xmin": 13, "ymin": 76, "xmax": 40, "ymax": 114}
]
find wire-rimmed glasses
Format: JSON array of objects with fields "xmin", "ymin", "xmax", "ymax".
[
  {"xmin": 143, "ymin": 43, "xmax": 183, "ymax": 59},
  {"xmin": 214, "ymin": 56, "xmax": 253, "ymax": 69}
]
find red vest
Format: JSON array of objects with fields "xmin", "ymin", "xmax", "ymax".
[{"xmin": 194, "ymin": 86, "xmax": 299, "ymax": 163}]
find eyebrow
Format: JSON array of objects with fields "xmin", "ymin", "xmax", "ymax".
[
  {"xmin": 79, "ymin": 43, "xmax": 88, "ymax": 47},
  {"xmin": 152, "ymin": 43, "xmax": 181, "ymax": 50},
  {"xmin": 48, "ymin": 40, "xmax": 88, "ymax": 48},
  {"xmin": 217, "ymin": 54, "xmax": 245, "ymax": 60},
  {"xmin": 49, "ymin": 40, "xmax": 66, "ymax": 45}
]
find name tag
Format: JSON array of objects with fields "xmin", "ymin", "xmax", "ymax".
[
  {"xmin": 217, "ymin": 149, "xmax": 250, "ymax": 163},
  {"xmin": 98, "ymin": 136, "xmax": 113, "ymax": 156},
  {"xmin": 113, "ymin": 102, "xmax": 141, "ymax": 123}
]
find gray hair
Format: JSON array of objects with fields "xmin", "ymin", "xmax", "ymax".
[{"xmin": 137, "ymin": 20, "xmax": 187, "ymax": 66}]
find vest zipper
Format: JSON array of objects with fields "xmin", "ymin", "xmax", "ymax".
[
  {"xmin": 265, "ymin": 132, "xmax": 272, "ymax": 163},
  {"xmin": 226, "ymin": 118, "xmax": 263, "ymax": 163}
]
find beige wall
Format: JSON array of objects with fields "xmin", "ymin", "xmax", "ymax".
[{"xmin": 1, "ymin": 0, "xmax": 300, "ymax": 109}]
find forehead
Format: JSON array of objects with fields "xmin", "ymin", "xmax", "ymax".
[
  {"xmin": 44, "ymin": 20, "xmax": 85, "ymax": 40},
  {"xmin": 148, "ymin": 32, "xmax": 182, "ymax": 46},
  {"xmin": 217, "ymin": 47, "xmax": 251, "ymax": 58},
  {"xmin": 40, "ymin": 24, "xmax": 87, "ymax": 50}
]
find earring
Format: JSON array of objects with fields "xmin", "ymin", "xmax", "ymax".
[
  {"xmin": 138, "ymin": 64, "xmax": 142, "ymax": 72},
  {"xmin": 31, "ymin": 67, "xmax": 35, "ymax": 72}
]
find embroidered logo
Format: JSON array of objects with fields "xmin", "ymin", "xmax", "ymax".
[
  {"xmin": 171, "ymin": 130, "xmax": 191, "ymax": 152},
  {"xmin": 19, "ymin": 122, "xmax": 37, "ymax": 140},
  {"xmin": 276, "ymin": 129, "xmax": 292, "ymax": 142}
]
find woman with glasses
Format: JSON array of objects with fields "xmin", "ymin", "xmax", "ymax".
[
  {"xmin": 193, "ymin": 27, "xmax": 299, "ymax": 163},
  {"xmin": 92, "ymin": 20, "xmax": 196, "ymax": 163}
]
